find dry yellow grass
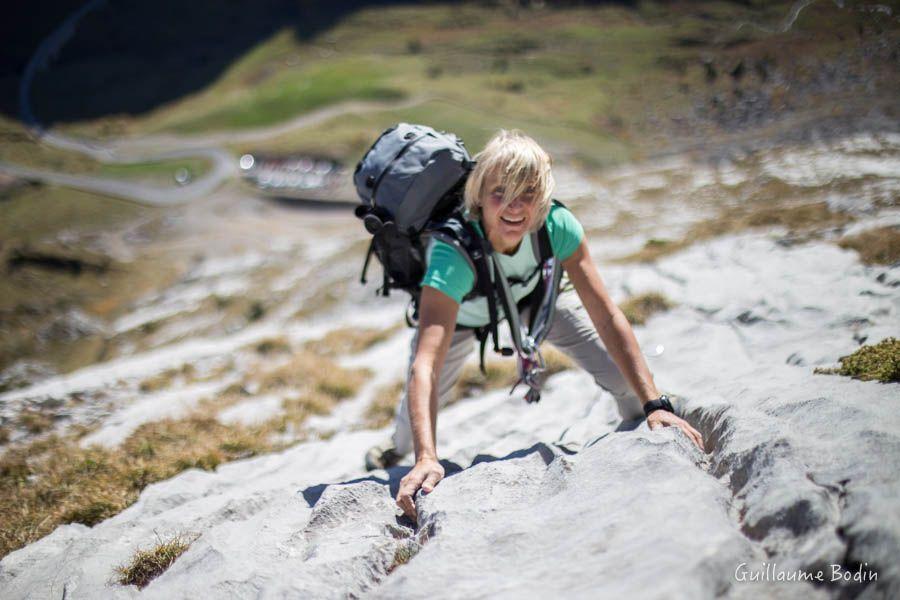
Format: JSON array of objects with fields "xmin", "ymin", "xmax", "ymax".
[
  {"xmin": 305, "ymin": 323, "xmax": 404, "ymax": 357},
  {"xmin": 253, "ymin": 336, "xmax": 292, "ymax": 355},
  {"xmin": 363, "ymin": 381, "xmax": 404, "ymax": 429},
  {"xmin": 138, "ymin": 364, "xmax": 196, "ymax": 393},
  {"xmin": 619, "ymin": 292, "xmax": 675, "ymax": 326},
  {"xmin": 17, "ymin": 409, "xmax": 54, "ymax": 435},
  {"xmin": 292, "ymin": 280, "xmax": 349, "ymax": 320},
  {"xmin": 253, "ymin": 350, "xmax": 370, "ymax": 400},
  {"xmin": 838, "ymin": 226, "xmax": 900, "ymax": 266},
  {"xmin": 0, "ymin": 416, "xmax": 272, "ymax": 559},
  {"xmin": 617, "ymin": 202, "xmax": 854, "ymax": 263},
  {"xmin": 455, "ymin": 360, "xmax": 517, "ymax": 401},
  {"xmin": 0, "ymin": 350, "xmax": 371, "ymax": 559},
  {"xmin": 267, "ymin": 391, "xmax": 341, "ymax": 435},
  {"xmin": 114, "ymin": 532, "xmax": 198, "ymax": 588},
  {"xmin": 618, "ymin": 238, "xmax": 680, "ymax": 263}
]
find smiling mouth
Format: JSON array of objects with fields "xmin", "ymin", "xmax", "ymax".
[{"xmin": 501, "ymin": 216, "xmax": 526, "ymax": 225}]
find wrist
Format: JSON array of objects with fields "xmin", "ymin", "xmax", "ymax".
[{"xmin": 643, "ymin": 394, "xmax": 674, "ymax": 418}]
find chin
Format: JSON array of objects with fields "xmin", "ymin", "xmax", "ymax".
[{"xmin": 505, "ymin": 233, "xmax": 527, "ymax": 247}]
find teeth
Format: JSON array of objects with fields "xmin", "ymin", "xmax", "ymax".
[{"xmin": 502, "ymin": 216, "xmax": 524, "ymax": 224}]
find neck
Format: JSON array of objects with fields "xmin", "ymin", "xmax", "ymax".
[{"xmin": 483, "ymin": 223, "xmax": 522, "ymax": 255}]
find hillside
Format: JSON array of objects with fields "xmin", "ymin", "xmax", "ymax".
[{"xmin": 0, "ymin": 1, "xmax": 898, "ymax": 598}]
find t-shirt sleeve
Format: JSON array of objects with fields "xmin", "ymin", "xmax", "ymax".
[
  {"xmin": 420, "ymin": 238, "xmax": 475, "ymax": 304},
  {"xmin": 547, "ymin": 202, "xmax": 584, "ymax": 261}
]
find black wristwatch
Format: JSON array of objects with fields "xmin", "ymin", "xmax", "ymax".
[{"xmin": 643, "ymin": 395, "xmax": 674, "ymax": 417}]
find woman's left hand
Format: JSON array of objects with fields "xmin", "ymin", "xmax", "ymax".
[{"xmin": 647, "ymin": 410, "xmax": 705, "ymax": 451}]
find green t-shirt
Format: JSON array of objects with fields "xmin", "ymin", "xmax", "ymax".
[{"xmin": 421, "ymin": 202, "xmax": 584, "ymax": 327}]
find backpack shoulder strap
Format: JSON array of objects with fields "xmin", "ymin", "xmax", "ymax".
[
  {"xmin": 429, "ymin": 212, "xmax": 510, "ymax": 372},
  {"xmin": 429, "ymin": 215, "xmax": 480, "ymax": 290},
  {"xmin": 533, "ymin": 198, "xmax": 566, "ymax": 262},
  {"xmin": 536, "ymin": 222, "xmax": 552, "ymax": 262},
  {"xmin": 429, "ymin": 212, "xmax": 486, "ymax": 303}
]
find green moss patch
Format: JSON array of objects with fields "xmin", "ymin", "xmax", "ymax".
[
  {"xmin": 387, "ymin": 540, "xmax": 420, "ymax": 574},
  {"xmin": 815, "ymin": 337, "xmax": 900, "ymax": 383}
]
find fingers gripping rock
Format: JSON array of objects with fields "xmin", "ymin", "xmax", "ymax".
[{"xmin": 291, "ymin": 481, "xmax": 417, "ymax": 596}]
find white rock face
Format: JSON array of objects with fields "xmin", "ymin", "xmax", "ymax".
[
  {"xmin": 2, "ymin": 134, "xmax": 899, "ymax": 598},
  {"xmin": 3, "ymin": 227, "xmax": 897, "ymax": 599}
]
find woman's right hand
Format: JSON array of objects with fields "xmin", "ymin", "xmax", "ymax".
[{"xmin": 396, "ymin": 458, "xmax": 445, "ymax": 521}]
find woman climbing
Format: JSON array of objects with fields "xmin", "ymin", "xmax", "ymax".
[{"xmin": 361, "ymin": 129, "xmax": 703, "ymax": 520}]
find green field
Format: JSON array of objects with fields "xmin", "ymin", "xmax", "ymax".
[
  {"xmin": 2, "ymin": 0, "xmax": 895, "ymax": 198},
  {"xmin": 12, "ymin": 1, "xmax": 895, "ymax": 172},
  {"xmin": 96, "ymin": 157, "xmax": 211, "ymax": 183},
  {"xmin": 150, "ymin": 55, "xmax": 406, "ymax": 133},
  {"xmin": 0, "ymin": 117, "xmax": 212, "ymax": 184}
]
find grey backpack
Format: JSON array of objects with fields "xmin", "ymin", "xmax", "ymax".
[{"xmin": 353, "ymin": 123, "xmax": 474, "ymax": 299}]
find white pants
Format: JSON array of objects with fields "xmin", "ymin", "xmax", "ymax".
[{"xmin": 391, "ymin": 289, "xmax": 643, "ymax": 455}]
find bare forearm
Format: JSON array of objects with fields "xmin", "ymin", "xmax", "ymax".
[
  {"xmin": 407, "ymin": 364, "xmax": 439, "ymax": 461},
  {"xmin": 593, "ymin": 308, "xmax": 660, "ymax": 403},
  {"xmin": 564, "ymin": 241, "xmax": 661, "ymax": 404}
]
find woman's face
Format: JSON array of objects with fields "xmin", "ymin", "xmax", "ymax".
[{"xmin": 479, "ymin": 170, "xmax": 539, "ymax": 255}]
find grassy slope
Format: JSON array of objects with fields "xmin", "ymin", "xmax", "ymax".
[
  {"xmin": 0, "ymin": 184, "xmax": 180, "ymax": 375},
  {"xmin": 0, "ymin": 183, "xmax": 147, "ymax": 245},
  {"xmin": 0, "ymin": 117, "xmax": 212, "ymax": 185},
  {"xmin": 49, "ymin": 3, "xmax": 790, "ymax": 161},
  {"xmin": 220, "ymin": 1, "xmax": 896, "ymax": 164},
  {"xmin": 24, "ymin": 1, "xmax": 898, "ymax": 170}
]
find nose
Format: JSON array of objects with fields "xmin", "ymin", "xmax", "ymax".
[{"xmin": 508, "ymin": 195, "xmax": 527, "ymax": 210}]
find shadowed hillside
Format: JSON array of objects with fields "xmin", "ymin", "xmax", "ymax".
[
  {"xmin": 2, "ymin": 0, "xmax": 649, "ymax": 125},
  {"xmin": 0, "ymin": 0, "xmax": 448, "ymax": 124}
]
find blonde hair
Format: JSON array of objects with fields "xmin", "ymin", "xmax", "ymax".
[{"xmin": 463, "ymin": 129, "xmax": 554, "ymax": 230}]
